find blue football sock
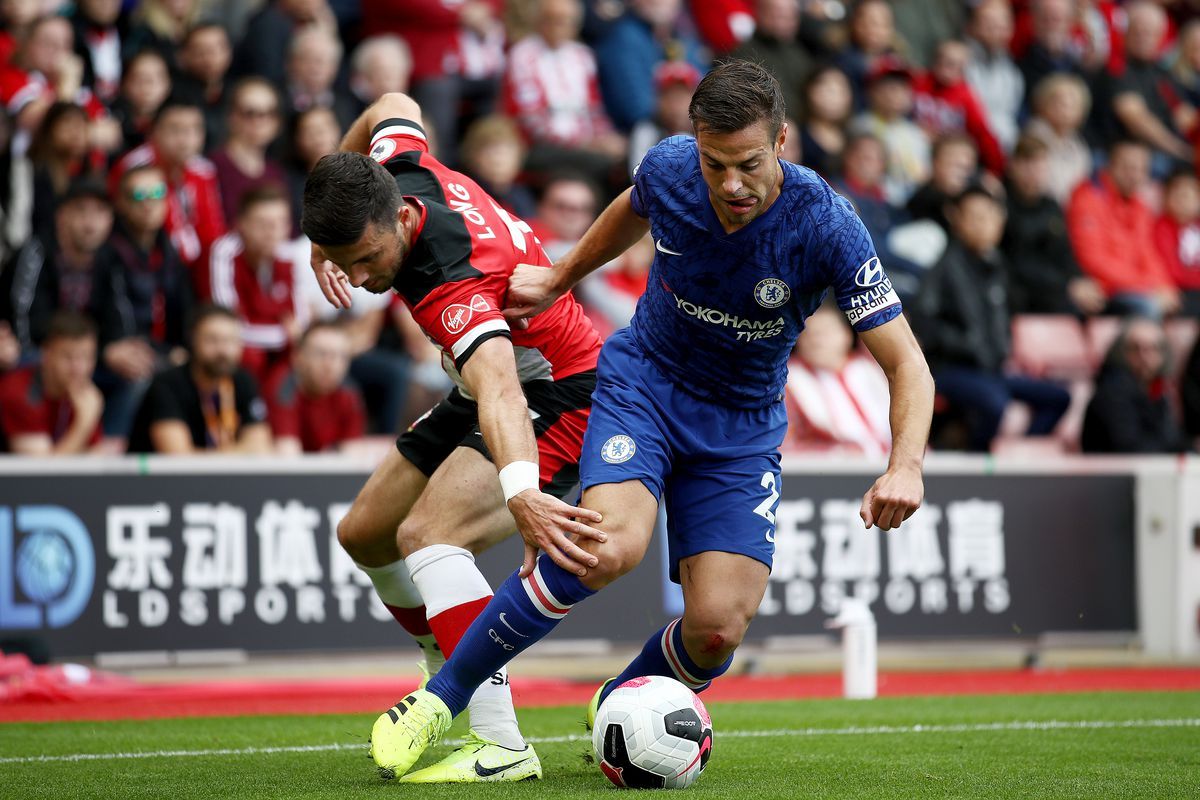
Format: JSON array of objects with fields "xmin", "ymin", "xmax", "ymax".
[
  {"xmin": 426, "ymin": 554, "xmax": 595, "ymax": 716},
  {"xmin": 600, "ymin": 618, "xmax": 734, "ymax": 705}
]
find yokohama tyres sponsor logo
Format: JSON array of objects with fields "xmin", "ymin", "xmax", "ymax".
[
  {"xmin": 844, "ymin": 277, "xmax": 900, "ymax": 325},
  {"xmin": 442, "ymin": 294, "xmax": 492, "ymax": 334},
  {"xmin": 673, "ymin": 295, "xmax": 785, "ymax": 342}
]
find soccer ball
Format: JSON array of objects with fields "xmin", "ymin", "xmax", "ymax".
[{"xmin": 593, "ymin": 676, "xmax": 714, "ymax": 789}]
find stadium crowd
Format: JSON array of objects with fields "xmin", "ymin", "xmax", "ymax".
[{"xmin": 1, "ymin": 0, "xmax": 1199, "ymax": 457}]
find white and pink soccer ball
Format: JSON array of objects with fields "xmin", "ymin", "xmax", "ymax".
[{"xmin": 592, "ymin": 675, "xmax": 714, "ymax": 789}]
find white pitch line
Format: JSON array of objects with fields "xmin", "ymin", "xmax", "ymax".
[{"xmin": 1, "ymin": 718, "xmax": 1197, "ymax": 766}]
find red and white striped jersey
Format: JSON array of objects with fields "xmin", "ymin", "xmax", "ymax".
[
  {"xmin": 208, "ymin": 233, "xmax": 310, "ymax": 352},
  {"xmin": 367, "ymin": 117, "xmax": 602, "ymax": 396},
  {"xmin": 502, "ymin": 36, "xmax": 612, "ymax": 147}
]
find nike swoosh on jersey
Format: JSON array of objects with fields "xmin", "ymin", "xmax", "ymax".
[
  {"xmin": 655, "ymin": 238, "xmax": 683, "ymax": 256},
  {"xmin": 475, "ymin": 756, "xmax": 532, "ymax": 778},
  {"xmin": 499, "ymin": 612, "xmax": 528, "ymax": 638}
]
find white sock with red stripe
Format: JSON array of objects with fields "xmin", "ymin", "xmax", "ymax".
[
  {"xmin": 355, "ymin": 560, "xmax": 443, "ymax": 674},
  {"xmin": 405, "ymin": 544, "xmax": 524, "ymax": 750},
  {"xmin": 599, "ymin": 618, "xmax": 734, "ymax": 706}
]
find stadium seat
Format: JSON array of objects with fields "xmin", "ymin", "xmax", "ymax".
[
  {"xmin": 1010, "ymin": 315, "xmax": 1092, "ymax": 380},
  {"xmin": 1086, "ymin": 317, "xmax": 1123, "ymax": 369}
]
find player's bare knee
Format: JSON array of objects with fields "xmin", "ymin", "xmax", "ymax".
[
  {"xmin": 396, "ymin": 517, "xmax": 436, "ymax": 558},
  {"xmin": 336, "ymin": 511, "xmax": 395, "ymax": 566},
  {"xmin": 582, "ymin": 532, "xmax": 641, "ymax": 589},
  {"xmin": 682, "ymin": 611, "xmax": 749, "ymax": 667}
]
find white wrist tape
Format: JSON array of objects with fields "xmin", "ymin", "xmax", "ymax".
[{"xmin": 499, "ymin": 460, "xmax": 540, "ymax": 502}]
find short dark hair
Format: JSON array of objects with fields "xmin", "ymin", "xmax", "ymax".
[
  {"xmin": 1012, "ymin": 134, "xmax": 1049, "ymax": 161},
  {"xmin": 1108, "ymin": 137, "xmax": 1149, "ymax": 158},
  {"xmin": 1164, "ymin": 165, "xmax": 1198, "ymax": 189},
  {"xmin": 119, "ymin": 162, "xmax": 166, "ymax": 191},
  {"xmin": 931, "ymin": 131, "xmax": 975, "ymax": 161},
  {"xmin": 182, "ymin": 22, "xmax": 228, "ymax": 49},
  {"xmin": 153, "ymin": 95, "xmax": 203, "ymax": 128},
  {"xmin": 236, "ymin": 182, "xmax": 290, "ymax": 218},
  {"xmin": 302, "ymin": 152, "xmax": 401, "ymax": 247},
  {"xmin": 44, "ymin": 311, "xmax": 97, "ymax": 343},
  {"xmin": 188, "ymin": 304, "xmax": 239, "ymax": 342},
  {"xmin": 952, "ymin": 182, "xmax": 1001, "ymax": 207},
  {"xmin": 688, "ymin": 60, "xmax": 785, "ymax": 138},
  {"xmin": 297, "ymin": 320, "xmax": 346, "ymax": 349}
]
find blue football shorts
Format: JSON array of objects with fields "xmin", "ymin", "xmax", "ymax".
[{"xmin": 579, "ymin": 329, "xmax": 788, "ymax": 582}]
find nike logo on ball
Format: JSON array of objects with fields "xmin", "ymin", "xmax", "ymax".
[
  {"xmin": 474, "ymin": 756, "xmax": 532, "ymax": 778},
  {"xmin": 655, "ymin": 238, "xmax": 683, "ymax": 256}
]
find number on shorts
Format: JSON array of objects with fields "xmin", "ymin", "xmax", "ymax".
[{"xmin": 753, "ymin": 471, "xmax": 780, "ymax": 524}]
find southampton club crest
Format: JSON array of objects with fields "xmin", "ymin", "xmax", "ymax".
[
  {"xmin": 754, "ymin": 278, "xmax": 791, "ymax": 309},
  {"xmin": 601, "ymin": 435, "xmax": 637, "ymax": 464}
]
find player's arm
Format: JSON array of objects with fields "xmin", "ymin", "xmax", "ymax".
[
  {"xmin": 857, "ymin": 315, "xmax": 934, "ymax": 531},
  {"xmin": 339, "ymin": 92, "xmax": 424, "ymax": 155},
  {"xmin": 459, "ymin": 336, "xmax": 606, "ymax": 578},
  {"xmin": 506, "ymin": 187, "xmax": 650, "ymax": 322}
]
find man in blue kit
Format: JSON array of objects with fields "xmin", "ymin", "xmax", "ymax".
[{"xmin": 369, "ymin": 60, "xmax": 934, "ymax": 780}]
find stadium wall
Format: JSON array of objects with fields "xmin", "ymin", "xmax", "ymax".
[{"xmin": 0, "ymin": 455, "xmax": 1195, "ymax": 661}]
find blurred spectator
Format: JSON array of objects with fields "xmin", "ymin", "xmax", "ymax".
[
  {"xmin": 728, "ymin": 0, "xmax": 812, "ymax": 116},
  {"xmin": 285, "ymin": 105, "xmax": 342, "ymax": 231},
  {"xmin": 209, "ymin": 185, "xmax": 308, "ymax": 388},
  {"xmin": 1017, "ymin": 0, "xmax": 1097, "ymax": 93},
  {"xmin": 891, "ymin": 0, "xmax": 966, "ymax": 69},
  {"xmin": 0, "ymin": 0, "xmax": 42, "ymax": 66},
  {"xmin": 1183, "ymin": 335, "xmax": 1200, "ymax": 442},
  {"xmin": 349, "ymin": 35, "xmax": 412, "ymax": 114},
  {"xmin": 1024, "ymin": 73, "xmax": 1093, "ymax": 206},
  {"xmin": 266, "ymin": 321, "xmax": 366, "ymax": 454},
  {"xmin": 850, "ymin": 58, "xmax": 930, "ymax": 205},
  {"xmin": 964, "ymin": 0, "xmax": 1023, "ymax": 154},
  {"xmin": 689, "ymin": 0, "xmax": 755, "ymax": 55},
  {"xmin": 284, "ymin": 24, "xmax": 357, "ymax": 130},
  {"xmin": 835, "ymin": 0, "xmax": 900, "ymax": 107},
  {"xmin": 784, "ymin": 302, "xmax": 891, "ymax": 456},
  {"xmin": 124, "ymin": 0, "xmax": 200, "ymax": 72},
  {"xmin": 460, "ymin": 115, "xmax": 537, "ymax": 219},
  {"xmin": 211, "ymin": 77, "xmax": 287, "ymax": 224},
  {"xmin": 504, "ymin": 0, "xmax": 626, "ymax": 189},
  {"xmin": 126, "ymin": 304, "xmax": 272, "ymax": 454},
  {"xmin": 796, "ymin": 64, "xmax": 852, "ymax": 180},
  {"xmin": 628, "ymin": 60, "xmax": 700, "ymax": 175},
  {"xmin": 3, "ymin": 179, "xmax": 113, "ymax": 354},
  {"xmin": 832, "ymin": 132, "xmax": 930, "ymax": 300},
  {"xmin": 906, "ymin": 132, "xmax": 978, "ymax": 231},
  {"xmin": 69, "ymin": 0, "xmax": 124, "ymax": 104},
  {"xmin": 1154, "ymin": 168, "xmax": 1200, "ymax": 315},
  {"xmin": 233, "ymin": 0, "xmax": 336, "ymax": 87},
  {"xmin": 176, "ymin": 23, "xmax": 233, "ymax": 148},
  {"xmin": 594, "ymin": 0, "xmax": 709, "ymax": 132},
  {"xmin": 109, "ymin": 49, "xmax": 171, "ymax": 154},
  {"xmin": 913, "ymin": 185, "xmax": 1070, "ymax": 451},
  {"xmin": 913, "ymin": 39, "xmax": 1005, "ymax": 175},
  {"xmin": 1002, "ymin": 134, "xmax": 1105, "ymax": 315},
  {"xmin": 92, "ymin": 163, "xmax": 192, "ymax": 436},
  {"xmin": 0, "ymin": 311, "xmax": 103, "ymax": 455},
  {"xmin": 531, "ymin": 171, "xmax": 600, "ymax": 260},
  {"xmin": 1109, "ymin": 0, "xmax": 1193, "ymax": 165},
  {"xmin": 1172, "ymin": 19, "xmax": 1200, "ymax": 108},
  {"xmin": 361, "ymin": 0, "xmax": 505, "ymax": 166},
  {"xmin": 1066, "ymin": 139, "xmax": 1180, "ymax": 318},
  {"xmin": 0, "ymin": 107, "xmax": 33, "ymax": 267},
  {"xmin": 110, "ymin": 98, "xmax": 226, "ymax": 273},
  {"xmin": 29, "ymin": 102, "xmax": 92, "ymax": 240},
  {"xmin": 577, "ymin": 232, "xmax": 653, "ymax": 333},
  {"xmin": 1082, "ymin": 315, "xmax": 1191, "ymax": 453},
  {"xmin": 0, "ymin": 15, "xmax": 106, "ymax": 150}
]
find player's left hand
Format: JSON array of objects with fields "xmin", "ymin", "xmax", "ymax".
[
  {"xmin": 859, "ymin": 465, "xmax": 923, "ymax": 531},
  {"xmin": 507, "ymin": 489, "xmax": 606, "ymax": 579},
  {"xmin": 310, "ymin": 242, "xmax": 354, "ymax": 309},
  {"xmin": 504, "ymin": 264, "xmax": 564, "ymax": 329}
]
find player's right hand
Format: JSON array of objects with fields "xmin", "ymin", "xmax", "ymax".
[
  {"xmin": 504, "ymin": 264, "xmax": 563, "ymax": 328},
  {"xmin": 507, "ymin": 489, "xmax": 606, "ymax": 579},
  {"xmin": 310, "ymin": 242, "xmax": 354, "ymax": 309}
]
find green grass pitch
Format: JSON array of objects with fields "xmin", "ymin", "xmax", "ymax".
[{"xmin": 2, "ymin": 691, "xmax": 1198, "ymax": 799}]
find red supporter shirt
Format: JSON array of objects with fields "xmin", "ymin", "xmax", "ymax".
[
  {"xmin": 109, "ymin": 144, "xmax": 227, "ymax": 270},
  {"xmin": 911, "ymin": 74, "xmax": 1006, "ymax": 176},
  {"xmin": 367, "ymin": 117, "xmax": 602, "ymax": 395},
  {"xmin": 0, "ymin": 367, "xmax": 101, "ymax": 450},
  {"xmin": 266, "ymin": 371, "xmax": 365, "ymax": 452},
  {"xmin": 1154, "ymin": 216, "xmax": 1200, "ymax": 291}
]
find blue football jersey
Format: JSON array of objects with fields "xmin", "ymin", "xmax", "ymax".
[{"xmin": 627, "ymin": 135, "xmax": 902, "ymax": 408}]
